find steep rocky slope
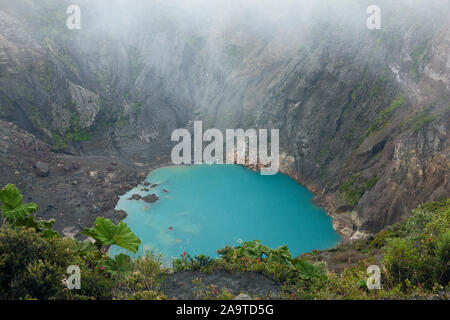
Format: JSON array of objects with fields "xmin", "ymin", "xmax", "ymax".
[{"xmin": 0, "ymin": 0, "xmax": 448, "ymax": 238}]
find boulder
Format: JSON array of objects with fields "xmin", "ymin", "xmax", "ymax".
[
  {"xmin": 143, "ymin": 194, "xmax": 159, "ymax": 203},
  {"xmin": 62, "ymin": 226, "xmax": 79, "ymax": 238},
  {"xmin": 35, "ymin": 161, "xmax": 50, "ymax": 177},
  {"xmin": 128, "ymin": 194, "xmax": 142, "ymax": 201}
]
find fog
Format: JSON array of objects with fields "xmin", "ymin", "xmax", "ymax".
[
  {"xmin": 1, "ymin": 0, "xmax": 448, "ymax": 57},
  {"xmin": 76, "ymin": 0, "xmax": 447, "ymax": 33}
]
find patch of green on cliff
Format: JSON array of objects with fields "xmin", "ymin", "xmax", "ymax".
[
  {"xmin": 69, "ymin": 113, "xmax": 92, "ymax": 140},
  {"xmin": 411, "ymin": 110, "xmax": 437, "ymax": 132},
  {"xmin": 223, "ymin": 44, "xmax": 245, "ymax": 69},
  {"xmin": 400, "ymin": 104, "xmax": 438, "ymax": 133},
  {"xmin": 52, "ymin": 113, "xmax": 92, "ymax": 148},
  {"xmin": 127, "ymin": 46, "xmax": 145, "ymax": 82},
  {"xmin": 318, "ymin": 148, "xmax": 328, "ymax": 161},
  {"xmin": 344, "ymin": 129, "xmax": 354, "ymax": 143},
  {"xmin": 64, "ymin": 130, "xmax": 92, "ymax": 142},
  {"xmin": 408, "ymin": 39, "xmax": 431, "ymax": 81},
  {"xmin": 338, "ymin": 173, "xmax": 378, "ymax": 206},
  {"xmin": 365, "ymin": 96, "xmax": 404, "ymax": 138},
  {"xmin": 134, "ymin": 101, "xmax": 142, "ymax": 112},
  {"xmin": 351, "ymin": 68, "xmax": 369, "ymax": 102},
  {"xmin": 369, "ymin": 85, "xmax": 381, "ymax": 98},
  {"xmin": 43, "ymin": 39, "xmax": 78, "ymax": 76},
  {"xmin": 116, "ymin": 109, "xmax": 128, "ymax": 128},
  {"xmin": 37, "ymin": 63, "xmax": 58, "ymax": 96},
  {"xmin": 187, "ymin": 35, "xmax": 205, "ymax": 50},
  {"xmin": 96, "ymin": 65, "xmax": 110, "ymax": 89}
]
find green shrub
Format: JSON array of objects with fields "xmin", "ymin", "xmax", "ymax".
[
  {"xmin": 214, "ymin": 240, "xmax": 325, "ymax": 285},
  {"xmin": 103, "ymin": 254, "xmax": 132, "ymax": 276},
  {"xmin": 434, "ymin": 231, "xmax": 450, "ymax": 285},
  {"xmin": 383, "ymin": 238, "xmax": 420, "ymax": 289},
  {"xmin": 411, "ymin": 111, "xmax": 436, "ymax": 132},
  {"xmin": 173, "ymin": 253, "xmax": 214, "ymax": 272},
  {"xmin": 0, "ymin": 184, "xmax": 57, "ymax": 237},
  {"xmin": 125, "ymin": 251, "xmax": 167, "ymax": 292},
  {"xmin": 74, "ymin": 270, "xmax": 115, "ymax": 300},
  {"xmin": 377, "ymin": 199, "xmax": 450, "ymax": 291},
  {"xmin": 0, "ymin": 227, "xmax": 75, "ymax": 299}
]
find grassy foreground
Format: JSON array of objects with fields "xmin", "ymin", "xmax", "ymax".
[{"xmin": 0, "ymin": 184, "xmax": 448, "ymax": 300}]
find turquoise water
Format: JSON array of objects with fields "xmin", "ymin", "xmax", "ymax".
[{"xmin": 112, "ymin": 165, "xmax": 340, "ymax": 260}]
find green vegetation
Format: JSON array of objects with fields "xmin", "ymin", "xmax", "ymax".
[
  {"xmin": 116, "ymin": 109, "xmax": 128, "ymax": 128},
  {"xmin": 369, "ymin": 86, "xmax": 381, "ymax": 98},
  {"xmin": 37, "ymin": 63, "xmax": 57, "ymax": 96},
  {"xmin": 374, "ymin": 199, "xmax": 450, "ymax": 291},
  {"xmin": 133, "ymin": 101, "xmax": 143, "ymax": 112},
  {"xmin": 127, "ymin": 46, "xmax": 145, "ymax": 82},
  {"xmin": 338, "ymin": 173, "xmax": 378, "ymax": 206},
  {"xmin": 172, "ymin": 198, "xmax": 449, "ymax": 299},
  {"xmin": 0, "ymin": 184, "xmax": 158, "ymax": 300},
  {"xmin": 365, "ymin": 96, "xmax": 404, "ymax": 137},
  {"xmin": 68, "ymin": 113, "xmax": 92, "ymax": 142},
  {"xmin": 0, "ymin": 184, "xmax": 448, "ymax": 299},
  {"xmin": 223, "ymin": 44, "xmax": 245, "ymax": 68},
  {"xmin": 0, "ymin": 184, "xmax": 57, "ymax": 238},
  {"xmin": 81, "ymin": 217, "xmax": 141, "ymax": 254},
  {"xmin": 409, "ymin": 39, "xmax": 431, "ymax": 81},
  {"xmin": 64, "ymin": 130, "xmax": 92, "ymax": 142},
  {"xmin": 351, "ymin": 68, "xmax": 369, "ymax": 102},
  {"xmin": 52, "ymin": 113, "xmax": 92, "ymax": 149},
  {"xmin": 410, "ymin": 110, "xmax": 437, "ymax": 132},
  {"xmin": 344, "ymin": 129, "xmax": 354, "ymax": 143},
  {"xmin": 0, "ymin": 227, "xmax": 112, "ymax": 299}
]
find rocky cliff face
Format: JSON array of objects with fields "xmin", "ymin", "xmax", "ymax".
[{"xmin": 0, "ymin": 0, "xmax": 448, "ymax": 237}]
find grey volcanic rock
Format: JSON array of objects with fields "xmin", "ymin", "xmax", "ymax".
[
  {"xmin": 142, "ymin": 194, "xmax": 159, "ymax": 204},
  {"xmin": 0, "ymin": 119, "xmax": 142, "ymax": 237},
  {"xmin": 127, "ymin": 193, "xmax": 159, "ymax": 203},
  {"xmin": 128, "ymin": 194, "xmax": 142, "ymax": 201},
  {"xmin": 62, "ymin": 226, "xmax": 79, "ymax": 238},
  {"xmin": 67, "ymin": 81, "xmax": 101, "ymax": 128},
  {"xmin": 35, "ymin": 161, "xmax": 50, "ymax": 177},
  {"xmin": 102, "ymin": 209, "xmax": 128, "ymax": 224},
  {"xmin": 162, "ymin": 271, "xmax": 281, "ymax": 300}
]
